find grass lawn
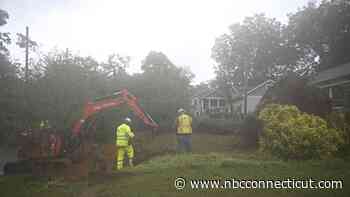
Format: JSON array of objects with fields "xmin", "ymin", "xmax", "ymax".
[{"xmin": 0, "ymin": 133, "xmax": 349, "ymax": 197}]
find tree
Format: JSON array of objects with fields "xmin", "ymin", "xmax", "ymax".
[
  {"xmin": 212, "ymin": 14, "xmax": 298, "ymax": 92},
  {"xmin": 0, "ymin": 9, "xmax": 10, "ymax": 57},
  {"xmin": 212, "ymin": 14, "xmax": 299, "ymax": 115},
  {"xmin": 0, "ymin": 9, "xmax": 24, "ymax": 145},
  {"xmin": 141, "ymin": 51, "xmax": 174, "ymax": 72},
  {"xmin": 102, "ymin": 53, "xmax": 130, "ymax": 78},
  {"xmin": 133, "ymin": 51, "xmax": 194, "ymax": 128},
  {"xmin": 287, "ymin": 0, "xmax": 350, "ymax": 70},
  {"xmin": 26, "ymin": 50, "xmax": 109, "ymax": 131}
]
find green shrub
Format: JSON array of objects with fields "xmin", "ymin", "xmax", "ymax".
[
  {"xmin": 327, "ymin": 112, "xmax": 350, "ymax": 136},
  {"xmin": 327, "ymin": 112, "xmax": 350, "ymax": 157},
  {"xmin": 258, "ymin": 104, "xmax": 344, "ymax": 160}
]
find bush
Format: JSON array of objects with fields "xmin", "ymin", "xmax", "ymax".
[
  {"xmin": 258, "ymin": 104, "xmax": 344, "ymax": 160},
  {"xmin": 327, "ymin": 112, "xmax": 350, "ymax": 157},
  {"xmin": 239, "ymin": 114, "xmax": 263, "ymax": 148},
  {"xmin": 196, "ymin": 116, "xmax": 241, "ymax": 134}
]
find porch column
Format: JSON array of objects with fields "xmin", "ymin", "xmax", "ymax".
[
  {"xmin": 329, "ymin": 87, "xmax": 333, "ymax": 99},
  {"xmin": 201, "ymin": 99, "xmax": 204, "ymax": 113}
]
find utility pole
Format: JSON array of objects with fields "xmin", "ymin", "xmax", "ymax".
[
  {"xmin": 243, "ymin": 62, "xmax": 248, "ymax": 116},
  {"xmin": 25, "ymin": 26, "xmax": 29, "ymax": 82},
  {"xmin": 65, "ymin": 48, "xmax": 69, "ymax": 64}
]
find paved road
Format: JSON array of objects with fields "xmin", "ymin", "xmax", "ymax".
[{"xmin": 0, "ymin": 147, "xmax": 17, "ymax": 175}]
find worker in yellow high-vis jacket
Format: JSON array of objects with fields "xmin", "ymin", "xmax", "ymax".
[
  {"xmin": 39, "ymin": 120, "xmax": 50, "ymax": 129},
  {"xmin": 175, "ymin": 108, "xmax": 193, "ymax": 153},
  {"xmin": 115, "ymin": 117, "xmax": 135, "ymax": 170}
]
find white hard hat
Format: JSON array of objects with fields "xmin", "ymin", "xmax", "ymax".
[
  {"xmin": 177, "ymin": 108, "xmax": 185, "ymax": 113},
  {"xmin": 125, "ymin": 117, "xmax": 131, "ymax": 123}
]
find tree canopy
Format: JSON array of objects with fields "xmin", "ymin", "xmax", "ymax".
[
  {"xmin": 212, "ymin": 0, "xmax": 350, "ymax": 105},
  {"xmin": 212, "ymin": 14, "xmax": 298, "ymax": 91},
  {"xmin": 0, "ymin": 11, "xmax": 194, "ymax": 144},
  {"xmin": 2, "ymin": 0, "xmax": 350, "ymax": 144},
  {"xmin": 287, "ymin": 0, "xmax": 350, "ymax": 70}
]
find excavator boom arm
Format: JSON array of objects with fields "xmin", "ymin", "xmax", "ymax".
[{"xmin": 72, "ymin": 89, "xmax": 158, "ymax": 135}]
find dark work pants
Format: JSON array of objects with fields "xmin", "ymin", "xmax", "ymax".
[{"xmin": 176, "ymin": 134, "xmax": 192, "ymax": 153}]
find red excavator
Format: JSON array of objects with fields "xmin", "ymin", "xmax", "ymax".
[{"xmin": 4, "ymin": 89, "xmax": 158, "ymax": 178}]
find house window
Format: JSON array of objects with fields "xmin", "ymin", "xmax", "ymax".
[
  {"xmin": 210, "ymin": 99, "xmax": 218, "ymax": 107},
  {"xmin": 219, "ymin": 99, "xmax": 225, "ymax": 107},
  {"xmin": 203, "ymin": 99, "xmax": 209, "ymax": 110},
  {"xmin": 333, "ymin": 86, "xmax": 344, "ymax": 99}
]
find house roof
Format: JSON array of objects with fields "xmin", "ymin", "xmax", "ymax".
[
  {"xmin": 192, "ymin": 88, "xmax": 213, "ymax": 98},
  {"xmin": 193, "ymin": 89, "xmax": 225, "ymax": 98},
  {"xmin": 204, "ymin": 89, "xmax": 226, "ymax": 98},
  {"xmin": 310, "ymin": 62, "xmax": 350, "ymax": 85},
  {"xmin": 247, "ymin": 79, "xmax": 275, "ymax": 95},
  {"xmin": 192, "ymin": 80, "xmax": 273, "ymax": 100},
  {"xmin": 193, "ymin": 86, "xmax": 239, "ymax": 99},
  {"xmin": 193, "ymin": 89, "xmax": 242, "ymax": 98},
  {"xmin": 231, "ymin": 79, "xmax": 275, "ymax": 102}
]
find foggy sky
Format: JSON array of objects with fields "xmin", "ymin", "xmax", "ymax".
[{"xmin": 1, "ymin": 0, "xmax": 310, "ymax": 84}]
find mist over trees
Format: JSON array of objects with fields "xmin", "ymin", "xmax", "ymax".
[
  {"xmin": 287, "ymin": 0, "xmax": 350, "ymax": 71},
  {"xmin": 212, "ymin": 14, "xmax": 297, "ymax": 88},
  {"xmin": 1, "ymin": 0, "xmax": 350, "ymax": 144},
  {"xmin": 0, "ymin": 9, "xmax": 21, "ymax": 144},
  {"xmin": 212, "ymin": 0, "xmax": 350, "ymax": 93},
  {"xmin": 0, "ymin": 9, "xmax": 193, "ymax": 144}
]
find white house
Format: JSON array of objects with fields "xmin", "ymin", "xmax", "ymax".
[
  {"xmin": 191, "ymin": 89, "xmax": 236, "ymax": 117},
  {"xmin": 191, "ymin": 79, "xmax": 274, "ymax": 117}
]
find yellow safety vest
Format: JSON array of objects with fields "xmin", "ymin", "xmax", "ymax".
[
  {"xmin": 40, "ymin": 120, "xmax": 49, "ymax": 129},
  {"xmin": 177, "ymin": 114, "xmax": 192, "ymax": 134},
  {"xmin": 40, "ymin": 121, "xmax": 45, "ymax": 128},
  {"xmin": 116, "ymin": 123, "xmax": 134, "ymax": 147}
]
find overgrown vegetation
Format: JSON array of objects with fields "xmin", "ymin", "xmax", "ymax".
[
  {"xmin": 1, "ymin": 152, "xmax": 349, "ymax": 197},
  {"xmin": 327, "ymin": 112, "xmax": 350, "ymax": 157},
  {"xmin": 0, "ymin": 34, "xmax": 193, "ymax": 146},
  {"xmin": 133, "ymin": 133, "xmax": 238, "ymax": 164},
  {"xmin": 257, "ymin": 73, "xmax": 331, "ymax": 118},
  {"xmin": 259, "ymin": 104, "xmax": 344, "ymax": 160}
]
